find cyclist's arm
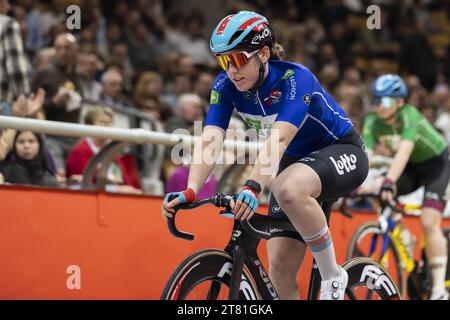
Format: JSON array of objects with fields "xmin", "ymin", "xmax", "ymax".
[
  {"xmin": 361, "ymin": 111, "xmax": 378, "ymax": 167},
  {"xmin": 386, "ymin": 107, "xmax": 418, "ymax": 182},
  {"xmin": 246, "ymin": 121, "xmax": 297, "ymax": 192},
  {"xmin": 385, "ymin": 140, "xmax": 414, "ymax": 182},
  {"xmin": 187, "ymin": 72, "xmax": 234, "ymax": 194},
  {"xmin": 187, "ymin": 125, "xmax": 226, "ymax": 194}
]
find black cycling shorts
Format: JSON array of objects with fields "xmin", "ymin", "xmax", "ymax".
[
  {"xmin": 396, "ymin": 148, "xmax": 450, "ymax": 213},
  {"xmin": 268, "ymin": 128, "xmax": 369, "ymax": 242}
]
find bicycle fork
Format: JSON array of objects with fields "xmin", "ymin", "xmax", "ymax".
[{"xmin": 228, "ymin": 245, "xmax": 246, "ymax": 300}]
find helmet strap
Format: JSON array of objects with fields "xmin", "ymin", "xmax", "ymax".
[{"xmin": 249, "ymin": 54, "xmax": 266, "ymax": 92}]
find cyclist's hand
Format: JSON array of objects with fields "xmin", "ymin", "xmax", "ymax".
[
  {"xmin": 231, "ymin": 187, "xmax": 259, "ymax": 221},
  {"xmin": 161, "ymin": 188, "xmax": 196, "ymax": 221},
  {"xmin": 379, "ymin": 177, "xmax": 397, "ymax": 206}
]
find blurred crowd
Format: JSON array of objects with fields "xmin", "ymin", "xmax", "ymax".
[{"xmin": 0, "ymin": 0, "xmax": 450, "ymax": 196}]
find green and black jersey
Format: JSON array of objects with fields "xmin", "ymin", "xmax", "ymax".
[{"xmin": 362, "ymin": 104, "xmax": 447, "ymax": 164}]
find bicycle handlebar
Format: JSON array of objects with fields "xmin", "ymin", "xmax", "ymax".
[
  {"xmin": 339, "ymin": 192, "xmax": 407, "ymax": 216},
  {"xmin": 166, "ymin": 193, "xmax": 274, "ymax": 241}
]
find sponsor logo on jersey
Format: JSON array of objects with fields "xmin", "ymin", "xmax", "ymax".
[
  {"xmin": 299, "ymin": 156, "xmax": 315, "ymax": 163},
  {"xmin": 282, "ymin": 69, "xmax": 294, "ymax": 80},
  {"xmin": 329, "ymin": 153, "xmax": 357, "ymax": 175},
  {"xmin": 210, "ymin": 90, "xmax": 221, "ymax": 105},
  {"xmin": 271, "ymin": 205, "xmax": 282, "ymax": 213},
  {"xmin": 425, "ymin": 191, "xmax": 440, "ymax": 202},
  {"xmin": 264, "ymin": 89, "xmax": 282, "ymax": 106},
  {"xmin": 303, "ymin": 94, "xmax": 311, "ymax": 105}
]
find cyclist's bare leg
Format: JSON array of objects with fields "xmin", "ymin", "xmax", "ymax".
[
  {"xmin": 421, "ymin": 207, "xmax": 448, "ymax": 296},
  {"xmin": 267, "ymin": 237, "xmax": 306, "ymax": 300},
  {"xmin": 271, "ymin": 163, "xmax": 341, "ymax": 280}
]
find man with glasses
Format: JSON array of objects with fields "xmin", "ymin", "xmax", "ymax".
[{"xmin": 363, "ymin": 74, "xmax": 450, "ymax": 300}]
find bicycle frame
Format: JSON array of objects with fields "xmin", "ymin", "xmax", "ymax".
[
  {"xmin": 222, "ymin": 202, "xmax": 333, "ymax": 300},
  {"xmin": 368, "ymin": 206, "xmax": 415, "ymax": 273}
]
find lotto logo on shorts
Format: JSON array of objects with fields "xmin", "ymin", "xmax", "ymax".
[{"xmin": 329, "ymin": 154, "xmax": 357, "ymax": 175}]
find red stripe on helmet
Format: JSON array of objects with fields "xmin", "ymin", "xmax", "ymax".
[
  {"xmin": 238, "ymin": 17, "xmax": 264, "ymax": 31},
  {"xmin": 217, "ymin": 15, "xmax": 235, "ymax": 35}
]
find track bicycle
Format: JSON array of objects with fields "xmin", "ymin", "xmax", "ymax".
[
  {"xmin": 161, "ymin": 193, "xmax": 401, "ymax": 300},
  {"xmin": 342, "ymin": 193, "xmax": 450, "ymax": 299}
]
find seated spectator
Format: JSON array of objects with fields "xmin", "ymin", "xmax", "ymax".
[
  {"xmin": 31, "ymin": 33, "xmax": 84, "ymax": 178},
  {"xmin": 65, "ymin": 106, "xmax": 142, "ymax": 194},
  {"xmin": 193, "ymin": 71, "xmax": 215, "ymax": 102},
  {"xmin": 77, "ymin": 52, "xmax": 103, "ymax": 101},
  {"xmin": 0, "ymin": 130, "xmax": 59, "ymax": 188},
  {"xmin": 99, "ymin": 68, "xmax": 131, "ymax": 107},
  {"xmin": 165, "ymin": 162, "xmax": 217, "ymax": 199},
  {"xmin": 162, "ymin": 73, "xmax": 192, "ymax": 110},
  {"xmin": 0, "ymin": 88, "xmax": 46, "ymax": 161},
  {"xmin": 165, "ymin": 93, "xmax": 204, "ymax": 135},
  {"xmin": 139, "ymin": 98, "xmax": 173, "ymax": 124},
  {"xmin": 34, "ymin": 47, "xmax": 56, "ymax": 72},
  {"xmin": 132, "ymin": 71, "xmax": 163, "ymax": 105}
]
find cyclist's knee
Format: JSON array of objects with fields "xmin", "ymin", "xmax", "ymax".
[{"xmin": 272, "ymin": 180, "xmax": 310, "ymax": 206}]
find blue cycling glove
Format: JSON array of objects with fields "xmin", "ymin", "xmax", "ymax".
[{"xmin": 235, "ymin": 187, "xmax": 259, "ymax": 212}]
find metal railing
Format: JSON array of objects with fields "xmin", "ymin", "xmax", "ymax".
[{"xmin": 0, "ymin": 115, "xmax": 261, "ymax": 195}]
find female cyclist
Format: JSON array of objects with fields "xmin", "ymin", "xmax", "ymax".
[
  {"xmin": 363, "ymin": 74, "xmax": 449, "ymax": 300},
  {"xmin": 161, "ymin": 11, "xmax": 369, "ymax": 300}
]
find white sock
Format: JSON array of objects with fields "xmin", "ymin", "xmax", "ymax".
[
  {"xmin": 303, "ymin": 224, "xmax": 341, "ymax": 280},
  {"xmin": 430, "ymin": 256, "xmax": 448, "ymax": 294}
]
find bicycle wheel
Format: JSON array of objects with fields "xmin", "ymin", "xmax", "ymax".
[
  {"xmin": 161, "ymin": 249, "xmax": 261, "ymax": 300},
  {"xmin": 344, "ymin": 257, "xmax": 402, "ymax": 300},
  {"xmin": 347, "ymin": 221, "xmax": 404, "ymax": 295}
]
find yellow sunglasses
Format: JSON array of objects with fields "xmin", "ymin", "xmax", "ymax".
[{"xmin": 215, "ymin": 49, "xmax": 260, "ymax": 71}]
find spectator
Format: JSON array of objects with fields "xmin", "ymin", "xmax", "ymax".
[
  {"xmin": 65, "ymin": 106, "xmax": 142, "ymax": 194},
  {"xmin": 0, "ymin": 130, "xmax": 59, "ymax": 187},
  {"xmin": 0, "ymin": 87, "xmax": 46, "ymax": 161},
  {"xmin": 193, "ymin": 71, "xmax": 215, "ymax": 102},
  {"xmin": 100, "ymin": 68, "xmax": 131, "ymax": 107},
  {"xmin": 132, "ymin": 71, "xmax": 164, "ymax": 106},
  {"xmin": 124, "ymin": 11, "xmax": 159, "ymax": 72},
  {"xmin": 34, "ymin": 47, "xmax": 55, "ymax": 72},
  {"xmin": 31, "ymin": 33, "xmax": 83, "ymax": 175},
  {"xmin": 38, "ymin": 0, "xmax": 65, "ymax": 46},
  {"xmin": 139, "ymin": 98, "xmax": 173, "ymax": 123},
  {"xmin": 77, "ymin": 52, "xmax": 103, "ymax": 101},
  {"xmin": 174, "ymin": 10, "xmax": 216, "ymax": 67},
  {"xmin": 16, "ymin": 0, "xmax": 45, "ymax": 59},
  {"xmin": 398, "ymin": 20, "xmax": 438, "ymax": 90},
  {"xmin": 165, "ymin": 93, "xmax": 204, "ymax": 135},
  {"xmin": 0, "ymin": 0, "xmax": 30, "ymax": 116},
  {"xmin": 165, "ymin": 161, "xmax": 217, "ymax": 199},
  {"xmin": 106, "ymin": 42, "xmax": 134, "ymax": 93},
  {"xmin": 162, "ymin": 73, "xmax": 192, "ymax": 110}
]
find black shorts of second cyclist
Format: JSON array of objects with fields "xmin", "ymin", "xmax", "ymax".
[
  {"xmin": 396, "ymin": 148, "xmax": 450, "ymax": 213},
  {"xmin": 268, "ymin": 128, "xmax": 369, "ymax": 242}
]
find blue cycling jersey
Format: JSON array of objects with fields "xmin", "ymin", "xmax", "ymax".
[{"xmin": 205, "ymin": 60, "xmax": 353, "ymax": 158}]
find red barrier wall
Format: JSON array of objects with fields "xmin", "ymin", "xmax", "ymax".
[{"xmin": 0, "ymin": 185, "xmax": 448, "ymax": 299}]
